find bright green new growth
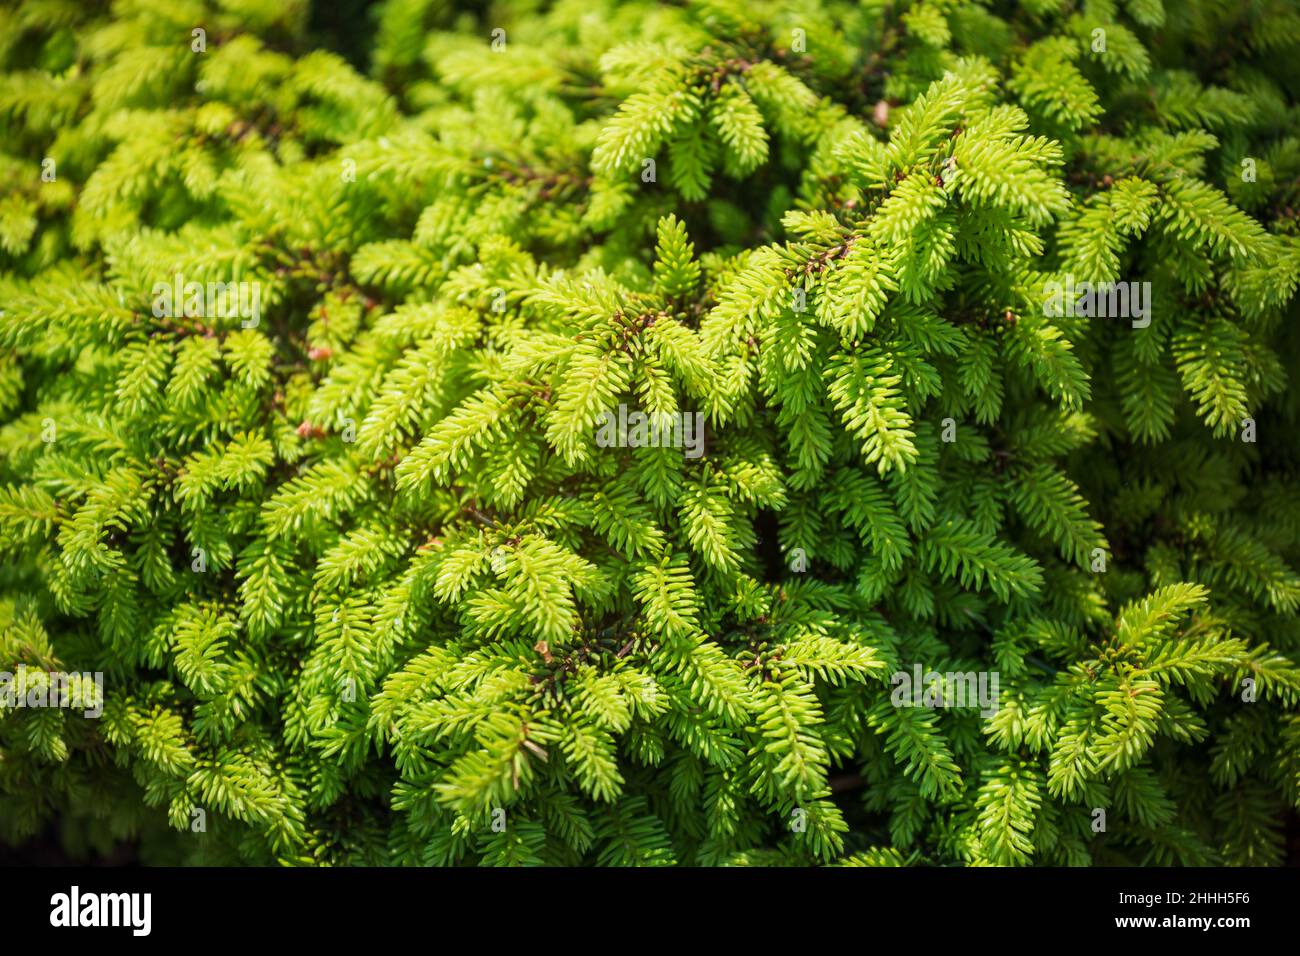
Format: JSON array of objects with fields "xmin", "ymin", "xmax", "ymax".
[{"xmin": 1, "ymin": 0, "xmax": 1299, "ymax": 866}]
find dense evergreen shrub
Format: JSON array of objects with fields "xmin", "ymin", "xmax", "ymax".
[{"xmin": 2, "ymin": 0, "xmax": 1300, "ymax": 866}]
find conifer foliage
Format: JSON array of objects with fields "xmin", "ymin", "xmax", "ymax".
[{"xmin": 2, "ymin": 0, "xmax": 1299, "ymax": 866}]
